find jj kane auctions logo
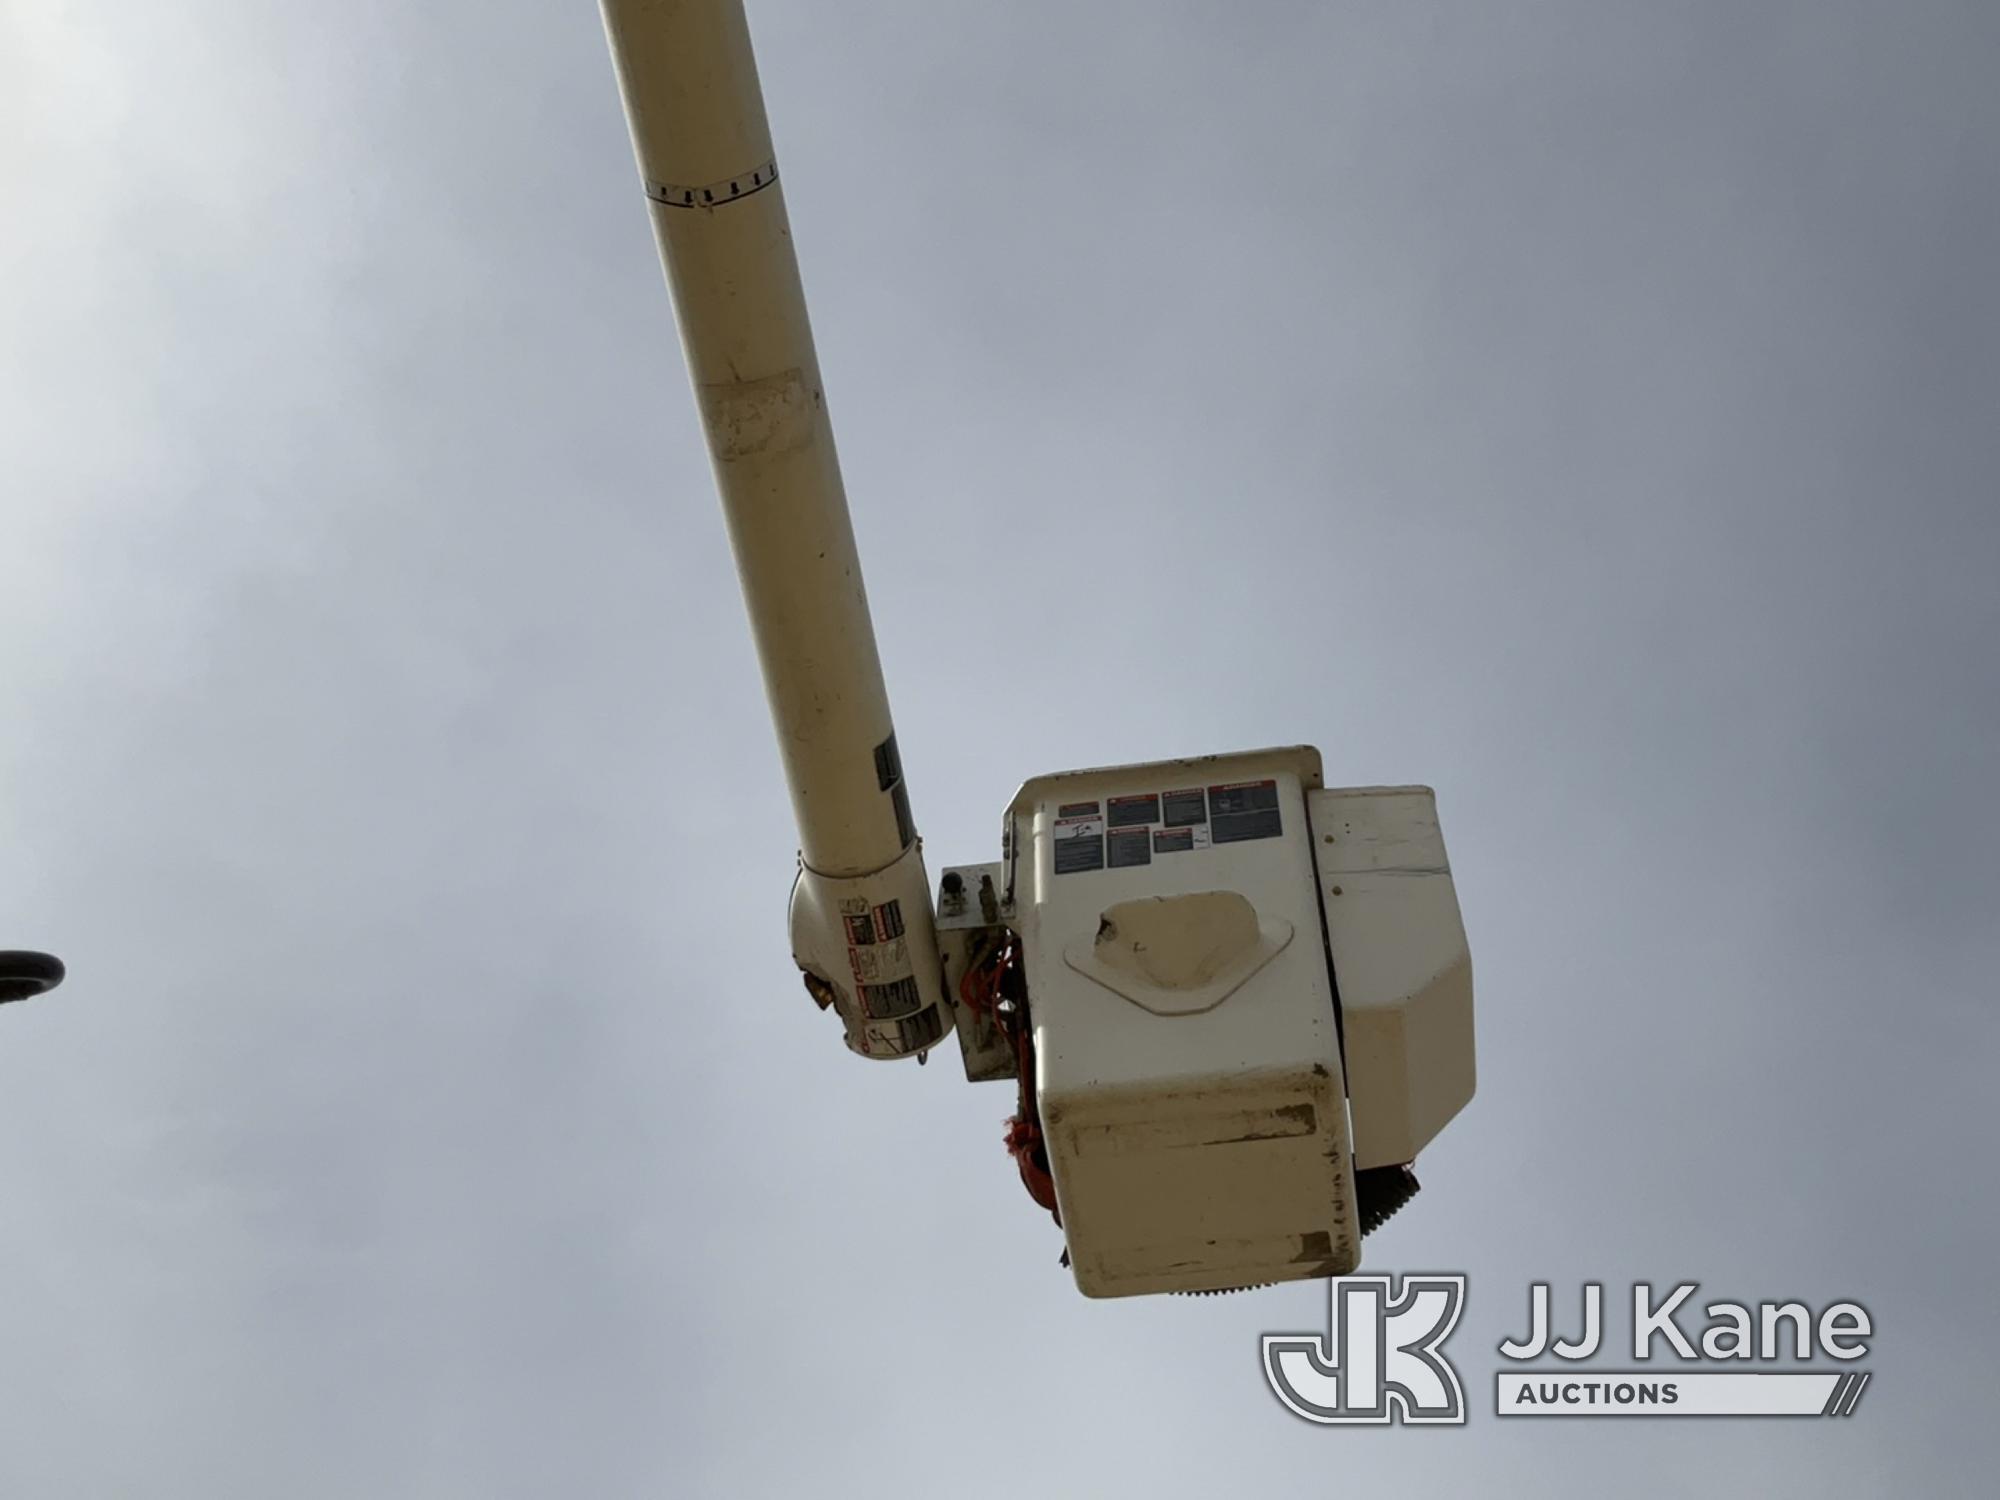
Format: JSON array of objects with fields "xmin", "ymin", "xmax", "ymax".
[{"xmin": 1265, "ymin": 1278, "xmax": 1874, "ymax": 1424}]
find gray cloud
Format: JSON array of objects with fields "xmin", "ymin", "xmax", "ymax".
[{"xmin": 4, "ymin": 1, "xmax": 1994, "ymax": 1493}]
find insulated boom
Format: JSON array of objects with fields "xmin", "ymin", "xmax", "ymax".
[{"xmin": 602, "ymin": 0, "xmax": 948, "ymax": 1056}]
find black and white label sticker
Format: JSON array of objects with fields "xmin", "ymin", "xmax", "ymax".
[
  {"xmin": 1053, "ymin": 808, "xmax": 1106, "ymax": 875},
  {"xmin": 1209, "ymin": 779, "xmax": 1283, "ymax": 843},
  {"xmin": 1107, "ymin": 827, "xmax": 1152, "ymax": 868},
  {"xmin": 874, "ymin": 732, "xmax": 917, "ymax": 849},
  {"xmin": 1107, "ymin": 793, "xmax": 1161, "ymax": 829},
  {"xmin": 860, "ymin": 974, "xmax": 924, "ymax": 1020}
]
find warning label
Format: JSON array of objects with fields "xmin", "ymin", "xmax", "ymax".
[
  {"xmin": 1107, "ymin": 793, "xmax": 1161, "ymax": 829},
  {"xmin": 1054, "ymin": 830, "xmax": 1105, "ymax": 874},
  {"xmin": 860, "ymin": 974, "xmax": 924, "ymax": 1019},
  {"xmin": 848, "ymin": 935, "xmax": 911, "ymax": 985},
  {"xmin": 893, "ymin": 1005, "xmax": 947, "ymax": 1051},
  {"xmin": 1107, "ymin": 827, "xmax": 1152, "ymax": 868},
  {"xmin": 873, "ymin": 735, "xmax": 903, "ymax": 791},
  {"xmin": 840, "ymin": 889, "xmax": 916, "ymax": 997},
  {"xmin": 1210, "ymin": 779, "xmax": 1283, "ymax": 843},
  {"xmin": 1054, "ymin": 803, "xmax": 1105, "ymax": 874},
  {"xmin": 1208, "ymin": 779, "xmax": 1279, "ymax": 816},
  {"xmin": 1053, "ymin": 779, "xmax": 1280, "ymax": 871},
  {"xmin": 874, "ymin": 733, "xmax": 916, "ymax": 849}
]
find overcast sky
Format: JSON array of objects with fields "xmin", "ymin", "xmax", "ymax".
[{"xmin": 4, "ymin": 0, "xmax": 1996, "ymax": 1493}]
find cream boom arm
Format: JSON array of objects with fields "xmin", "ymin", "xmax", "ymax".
[{"xmin": 601, "ymin": 0, "xmax": 949, "ymax": 1057}]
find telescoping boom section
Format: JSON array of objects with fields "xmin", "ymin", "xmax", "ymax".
[{"xmin": 600, "ymin": 0, "xmax": 949, "ymax": 1058}]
